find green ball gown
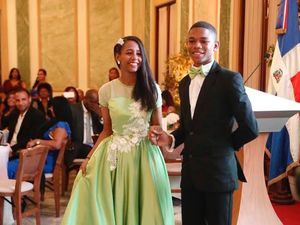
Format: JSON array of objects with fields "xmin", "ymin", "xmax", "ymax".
[{"xmin": 61, "ymin": 79, "xmax": 174, "ymax": 225}]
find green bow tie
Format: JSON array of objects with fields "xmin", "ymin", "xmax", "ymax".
[{"xmin": 189, "ymin": 67, "xmax": 205, "ymax": 79}]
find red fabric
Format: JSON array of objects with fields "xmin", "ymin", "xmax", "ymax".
[
  {"xmin": 272, "ymin": 202, "xmax": 300, "ymax": 225},
  {"xmin": 291, "ymin": 71, "xmax": 300, "ymax": 102}
]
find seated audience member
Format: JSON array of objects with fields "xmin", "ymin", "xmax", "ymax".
[
  {"xmin": 32, "ymin": 82, "xmax": 53, "ymax": 120},
  {"xmin": 26, "ymin": 96, "xmax": 72, "ymax": 174},
  {"xmin": 64, "ymin": 86, "xmax": 79, "ymax": 104},
  {"xmin": 161, "ymin": 89, "xmax": 175, "ymax": 116},
  {"xmin": 3, "ymin": 68, "xmax": 26, "ymax": 94},
  {"xmin": 77, "ymin": 88, "xmax": 85, "ymax": 102},
  {"xmin": 1, "ymin": 91, "xmax": 16, "ymax": 129},
  {"xmin": 30, "ymin": 68, "xmax": 47, "ymax": 100},
  {"xmin": 6, "ymin": 88, "xmax": 45, "ymax": 178},
  {"xmin": 64, "ymin": 89, "xmax": 103, "ymax": 166},
  {"xmin": 108, "ymin": 67, "xmax": 120, "ymax": 81},
  {"xmin": 7, "ymin": 88, "xmax": 45, "ymax": 153}
]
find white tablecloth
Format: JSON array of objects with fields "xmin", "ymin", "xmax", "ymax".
[{"xmin": 0, "ymin": 145, "xmax": 14, "ymax": 225}]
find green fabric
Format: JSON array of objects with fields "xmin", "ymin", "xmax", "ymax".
[
  {"xmin": 62, "ymin": 97, "xmax": 174, "ymax": 225},
  {"xmin": 189, "ymin": 66, "xmax": 205, "ymax": 79},
  {"xmin": 98, "ymin": 79, "xmax": 162, "ymax": 108}
]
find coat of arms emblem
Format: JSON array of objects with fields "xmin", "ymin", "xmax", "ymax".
[{"xmin": 273, "ymin": 68, "xmax": 283, "ymax": 83}]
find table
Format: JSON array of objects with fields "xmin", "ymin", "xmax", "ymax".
[{"xmin": 0, "ymin": 145, "xmax": 14, "ymax": 225}]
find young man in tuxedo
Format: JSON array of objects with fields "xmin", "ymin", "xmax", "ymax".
[{"xmin": 149, "ymin": 21, "xmax": 259, "ymax": 225}]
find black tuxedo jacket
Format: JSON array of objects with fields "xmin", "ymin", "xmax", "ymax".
[
  {"xmin": 70, "ymin": 103, "xmax": 103, "ymax": 143},
  {"xmin": 8, "ymin": 107, "xmax": 45, "ymax": 153},
  {"xmin": 172, "ymin": 62, "xmax": 259, "ymax": 192}
]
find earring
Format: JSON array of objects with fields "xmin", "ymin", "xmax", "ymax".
[{"xmin": 117, "ymin": 60, "xmax": 120, "ymax": 65}]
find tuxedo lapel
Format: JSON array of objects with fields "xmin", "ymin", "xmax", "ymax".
[
  {"xmin": 181, "ymin": 76, "xmax": 192, "ymax": 127},
  {"xmin": 192, "ymin": 62, "xmax": 221, "ymax": 122}
]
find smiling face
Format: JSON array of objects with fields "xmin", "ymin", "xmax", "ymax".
[
  {"xmin": 7, "ymin": 93, "xmax": 16, "ymax": 107},
  {"xmin": 15, "ymin": 91, "xmax": 31, "ymax": 114},
  {"xmin": 116, "ymin": 40, "xmax": 142, "ymax": 73},
  {"xmin": 186, "ymin": 27, "xmax": 219, "ymax": 67}
]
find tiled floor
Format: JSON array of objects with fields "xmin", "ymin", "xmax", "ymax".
[{"xmin": 6, "ymin": 172, "xmax": 182, "ymax": 225}]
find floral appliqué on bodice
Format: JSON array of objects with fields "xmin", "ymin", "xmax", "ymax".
[{"xmin": 107, "ymin": 101, "xmax": 149, "ymax": 170}]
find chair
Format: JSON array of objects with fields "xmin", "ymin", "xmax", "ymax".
[
  {"xmin": 62, "ymin": 158, "xmax": 84, "ymax": 194},
  {"xmin": 44, "ymin": 140, "xmax": 67, "ymax": 217},
  {"xmin": 0, "ymin": 145, "xmax": 49, "ymax": 225}
]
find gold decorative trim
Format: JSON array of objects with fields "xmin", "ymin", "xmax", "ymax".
[
  {"xmin": 276, "ymin": 28, "xmax": 287, "ymax": 34},
  {"xmin": 268, "ymin": 161, "xmax": 300, "ymax": 186}
]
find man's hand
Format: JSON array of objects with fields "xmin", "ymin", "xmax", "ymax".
[{"xmin": 148, "ymin": 125, "xmax": 172, "ymax": 147}]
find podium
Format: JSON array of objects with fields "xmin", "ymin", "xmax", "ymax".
[{"xmin": 232, "ymin": 87, "xmax": 300, "ymax": 225}]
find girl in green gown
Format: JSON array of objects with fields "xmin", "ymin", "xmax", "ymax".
[{"xmin": 61, "ymin": 36, "xmax": 174, "ymax": 225}]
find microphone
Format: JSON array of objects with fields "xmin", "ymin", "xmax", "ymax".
[{"xmin": 243, "ymin": 52, "xmax": 272, "ymax": 85}]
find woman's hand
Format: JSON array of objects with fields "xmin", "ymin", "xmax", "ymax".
[
  {"xmin": 148, "ymin": 126, "xmax": 172, "ymax": 147},
  {"xmin": 80, "ymin": 158, "xmax": 90, "ymax": 176}
]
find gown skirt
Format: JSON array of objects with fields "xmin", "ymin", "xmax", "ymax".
[{"xmin": 61, "ymin": 136, "xmax": 174, "ymax": 225}]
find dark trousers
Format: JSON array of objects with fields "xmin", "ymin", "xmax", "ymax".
[{"xmin": 181, "ymin": 186, "xmax": 233, "ymax": 225}]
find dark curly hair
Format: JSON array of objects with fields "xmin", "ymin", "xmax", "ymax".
[{"xmin": 37, "ymin": 82, "xmax": 53, "ymax": 98}]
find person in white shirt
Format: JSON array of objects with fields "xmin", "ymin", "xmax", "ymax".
[
  {"xmin": 64, "ymin": 89, "xmax": 103, "ymax": 166},
  {"xmin": 7, "ymin": 88, "xmax": 45, "ymax": 178}
]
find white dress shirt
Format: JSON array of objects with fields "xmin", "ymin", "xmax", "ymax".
[
  {"xmin": 189, "ymin": 60, "xmax": 214, "ymax": 119},
  {"xmin": 10, "ymin": 110, "xmax": 28, "ymax": 146},
  {"xmin": 82, "ymin": 102, "xmax": 94, "ymax": 146}
]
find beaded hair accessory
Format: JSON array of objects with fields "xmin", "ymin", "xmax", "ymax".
[{"xmin": 116, "ymin": 38, "xmax": 124, "ymax": 46}]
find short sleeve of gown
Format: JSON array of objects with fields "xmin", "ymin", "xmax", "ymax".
[
  {"xmin": 98, "ymin": 82, "xmax": 111, "ymax": 107},
  {"xmin": 155, "ymin": 83, "xmax": 162, "ymax": 108}
]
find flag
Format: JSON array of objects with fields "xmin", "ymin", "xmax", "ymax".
[{"xmin": 267, "ymin": 0, "xmax": 300, "ymax": 185}]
